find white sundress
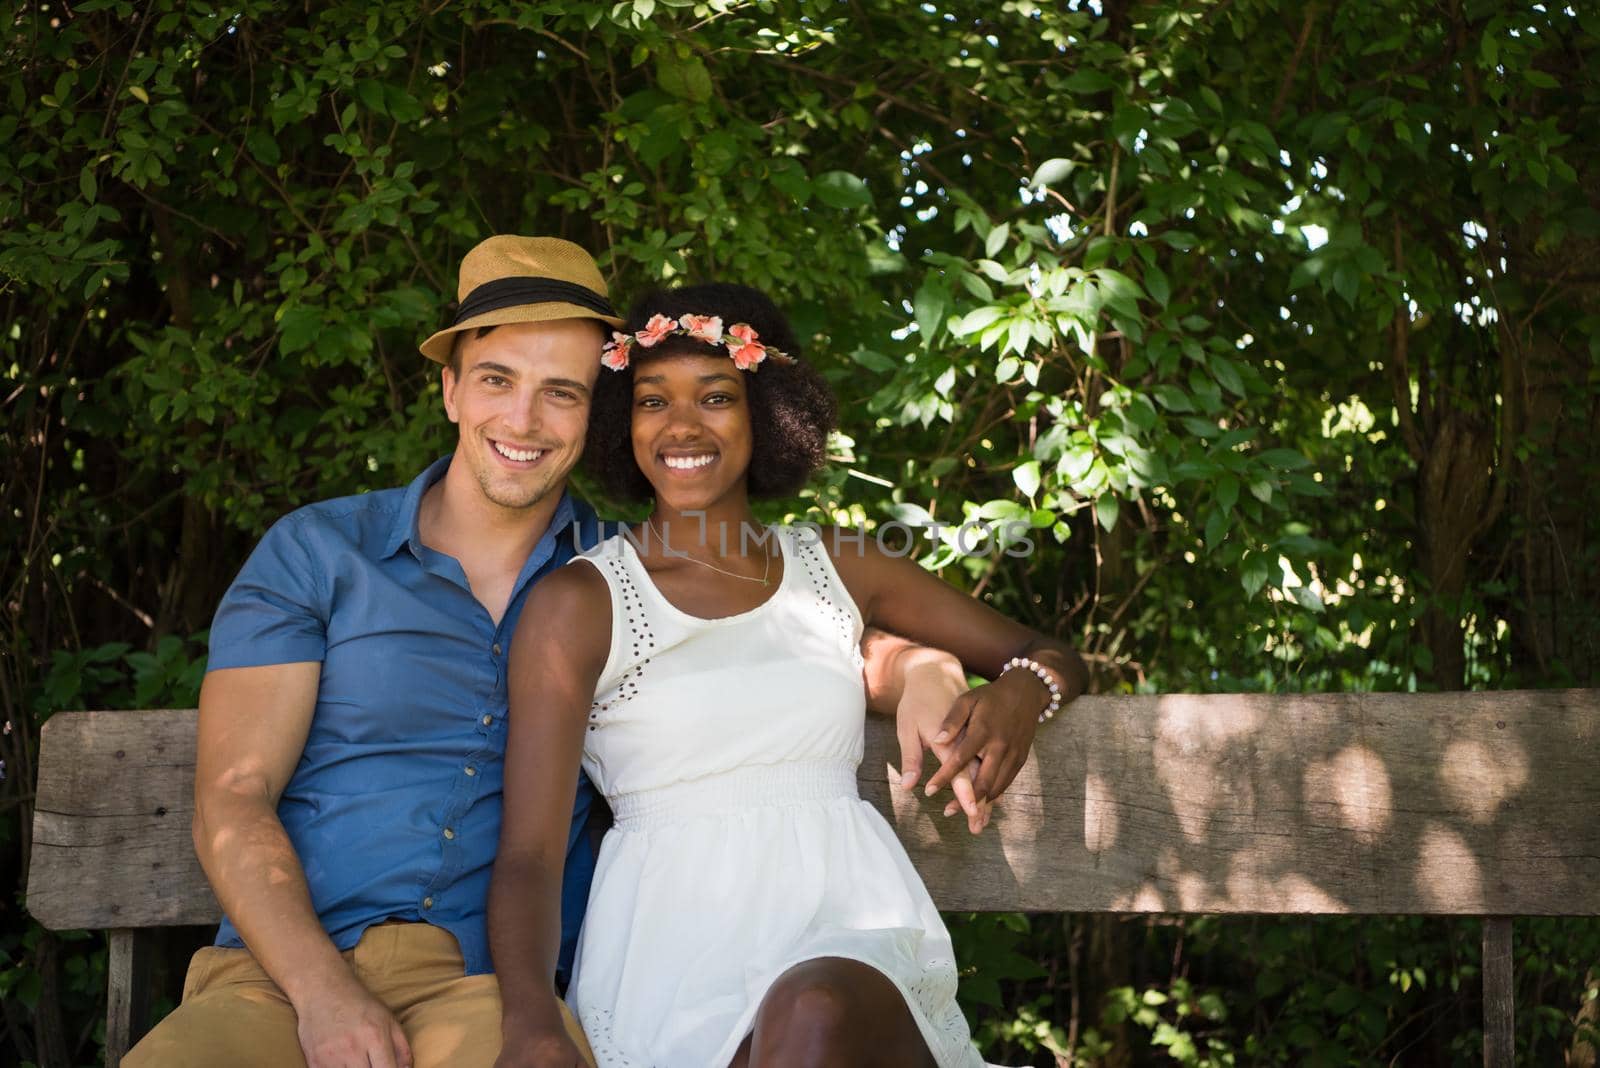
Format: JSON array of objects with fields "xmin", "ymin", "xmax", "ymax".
[{"xmin": 566, "ymin": 526, "xmax": 990, "ymax": 1068}]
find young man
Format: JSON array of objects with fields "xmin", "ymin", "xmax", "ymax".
[{"xmin": 125, "ymin": 236, "xmax": 1044, "ymax": 1068}]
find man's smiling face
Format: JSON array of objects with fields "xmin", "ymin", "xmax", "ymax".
[{"xmin": 442, "ymin": 319, "xmax": 603, "ymax": 513}]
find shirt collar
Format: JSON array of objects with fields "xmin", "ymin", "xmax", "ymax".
[
  {"xmin": 382, "ymin": 454, "xmax": 597, "ymax": 563},
  {"xmin": 382, "ymin": 455, "xmax": 453, "ymax": 560}
]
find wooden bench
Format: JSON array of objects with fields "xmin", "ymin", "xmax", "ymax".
[{"xmin": 27, "ymin": 692, "xmax": 1600, "ymax": 1067}]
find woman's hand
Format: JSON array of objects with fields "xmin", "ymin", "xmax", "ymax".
[
  {"xmin": 889, "ymin": 652, "xmax": 995, "ymax": 834},
  {"xmin": 493, "ymin": 1032, "xmax": 587, "ymax": 1068},
  {"xmin": 922, "ymin": 667, "xmax": 1050, "ymax": 804},
  {"xmin": 495, "ymin": 1007, "xmax": 589, "ymax": 1068}
]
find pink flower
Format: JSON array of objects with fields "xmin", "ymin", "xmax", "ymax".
[
  {"xmin": 680, "ymin": 314, "xmax": 724, "ymax": 344},
  {"xmin": 729, "ymin": 341, "xmax": 767, "ymax": 370},
  {"xmin": 636, "ymin": 313, "xmax": 678, "ymax": 348},
  {"xmin": 727, "ymin": 322, "xmax": 767, "ymax": 370},
  {"xmin": 601, "ymin": 332, "xmax": 632, "ymax": 370}
]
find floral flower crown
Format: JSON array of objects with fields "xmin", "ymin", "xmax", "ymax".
[{"xmin": 600, "ymin": 314, "xmax": 795, "ymax": 372}]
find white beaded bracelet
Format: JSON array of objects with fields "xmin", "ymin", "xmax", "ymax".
[{"xmin": 1001, "ymin": 656, "xmax": 1064, "ymax": 723}]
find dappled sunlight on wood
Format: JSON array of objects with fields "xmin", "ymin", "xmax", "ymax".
[
  {"xmin": 1441, "ymin": 738, "xmax": 1527, "ymax": 825},
  {"xmin": 1416, "ymin": 823, "xmax": 1485, "ymax": 911},
  {"xmin": 1303, "ymin": 745, "xmax": 1392, "ymax": 845},
  {"xmin": 994, "ymin": 748, "xmax": 1046, "ymax": 885},
  {"xmin": 1152, "ymin": 694, "xmax": 1264, "ymax": 845},
  {"xmin": 1082, "ymin": 771, "xmax": 1119, "ymax": 856}
]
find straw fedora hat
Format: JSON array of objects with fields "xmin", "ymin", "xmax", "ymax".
[{"xmin": 419, "ymin": 235, "xmax": 624, "ymax": 363}]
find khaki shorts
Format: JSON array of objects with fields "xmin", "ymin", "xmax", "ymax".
[{"xmin": 123, "ymin": 922, "xmax": 595, "ymax": 1067}]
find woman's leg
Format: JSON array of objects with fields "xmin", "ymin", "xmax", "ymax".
[{"xmin": 738, "ymin": 957, "xmax": 940, "ymax": 1068}]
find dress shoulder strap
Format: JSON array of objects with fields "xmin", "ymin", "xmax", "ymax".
[
  {"xmin": 570, "ymin": 535, "xmax": 664, "ymax": 696},
  {"xmin": 781, "ymin": 527, "xmax": 866, "ymax": 671}
]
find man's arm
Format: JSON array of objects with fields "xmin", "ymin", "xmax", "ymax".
[
  {"xmin": 860, "ymin": 628, "xmax": 993, "ymax": 832},
  {"xmin": 861, "ymin": 626, "xmax": 968, "ymax": 717},
  {"xmin": 193, "ymin": 663, "xmax": 411, "ymax": 1068}
]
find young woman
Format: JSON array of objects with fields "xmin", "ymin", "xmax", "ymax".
[{"xmin": 489, "ymin": 284, "xmax": 1086, "ymax": 1068}]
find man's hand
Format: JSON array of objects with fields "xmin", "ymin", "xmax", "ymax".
[
  {"xmin": 890, "ymin": 654, "xmax": 994, "ymax": 834},
  {"xmin": 293, "ymin": 971, "xmax": 412, "ymax": 1068},
  {"xmin": 921, "ymin": 667, "xmax": 1045, "ymax": 805}
]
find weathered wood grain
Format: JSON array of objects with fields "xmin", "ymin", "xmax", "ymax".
[
  {"xmin": 26, "ymin": 691, "xmax": 1600, "ymax": 931},
  {"xmin": 862, "ymin": 690, "xmax": 1600, "ymax": 915},
  {"xmin": 29, "ymin": 710, "xmax": 216, "ymax": 929},
  {"xmin": 105, "ymin": 929, "xmax": 152, "ymax": 1068},
  {"xmin": 1482, "ymin": 918, "xmax": 1514, "ymax": 1068}
]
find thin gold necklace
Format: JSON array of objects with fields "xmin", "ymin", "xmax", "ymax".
[{"xmin": 645, "ymin": 516, "xmax": 774, "ymax": 588}]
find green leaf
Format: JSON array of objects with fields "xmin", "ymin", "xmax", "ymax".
[
  {"xmin": 79, "ymin": 167, "xmax": 96, "ymax": 203},
  {"xmin": 1331, "ymin": 262, "xmax": 1360, "ymax": 305},
  {"xmin": 1242, "ymin": 554, "xmax": 1269, "ymax": 596},
  {"xmin": 888, "ymin": 502, "xmax": 934, "ymax": 528},
  {"xmin": 850, "ymin": 348, "xmax": 897, "ymax": 373},
  {"xmin": 1096, "ymin": 494, "xmax": 1119, "ymax": 532},
  {"xmin": 958, "ymin": 272, "xmax": 994, "ymax": 302},
  {"xmin": 984, "ymin": 222, "xmax": 1010, "ymax": 258},
  {"xmin": 1216, "ymin": 474, "xmax": 1239, "ymax": 514},
  {"xmin": 769, "ymin": 164, "xmax": 810, "ymax": 204},
  {"xmin": 813, "ymin": 171, "xmax": 873, "ymax": 210},
  {"xmin": 1063, "ymin": 70, "xmax": 1114, "ymax": 93},
  {"xmin": 1211, "ymin": 355, "xmax": 1246, "ymax": 396},
  {"xmin": 1013, "ymin": 460, "xmax": 1041, "ymax": 499},
  {"xmin": 913, "ymin": 279, "xmax": 948, "ymax": 344},
  {"xmin": 656, "ymin": 52, "xmax": 712, "ymax": 103},
  {"xmin": 1258, "ymin": 448, "xmax": 1312, "ymax": 469},
  {"xmin": 277, "ymin": 307, "xmax": 322, "ymax": 355},
  {"xmin": 246, "ymin": 128, "xmax": 281, "ymax": 166},
  {"xmin": 1293, "ymin": 584, "xmax": 1326, "ymax": 613},
  {"xmin": 1204, "ymin": 505, "xmax": 1228, "ymax": 548},
  {"xmin": 1153, "ymin": 385, "xmax": 1193, "ymax": 412},
  {"xmin": 978, "ymin": 498, "xmax": 1029, "ymax": 522},
  {"xmin": 1030, "ymin": 157, "xmax": 1074, "ymax": 188},
  {"xmin": 952, "ymin": 306, "xmax": 1004, "ymax": 336},
  {"xmin": 1144, "ymin": 264, "xmax": 1170, "ymax": 307}
]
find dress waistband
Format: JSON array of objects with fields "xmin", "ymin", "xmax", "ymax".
[{"xmin": 609, "ymin": 761, "xmax": 859, "ymax": 831}]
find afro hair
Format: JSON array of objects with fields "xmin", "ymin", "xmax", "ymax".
[{"xmin": 584, "ymin": 283, "xmax": 837, "ymax": 502}]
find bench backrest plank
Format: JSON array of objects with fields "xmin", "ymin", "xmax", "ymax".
[{"xmin": 27, "ymin": 691, "xmax": 1600, "ymax": 931}]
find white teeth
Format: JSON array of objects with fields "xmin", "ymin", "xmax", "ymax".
[
  {"xmin": 663, "ymin": 454, "xmax": 715, "ymax": 470},
  {"xmin": 494, "ymin": 442, "xmax": 544, "ymax": 463}
]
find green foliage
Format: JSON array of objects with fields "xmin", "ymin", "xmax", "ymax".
[{"xmin": 3, "ymin": 0, "xmax": 1597, "ymax": 1064}]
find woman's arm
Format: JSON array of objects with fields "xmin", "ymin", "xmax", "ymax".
[
  {"xmin": 490, "ymin": 562, "xmax": 611, "ymax": 1064},
  {"xmin": 827, "ymin": 531, "xmax": 1089, "ymax": 803}
]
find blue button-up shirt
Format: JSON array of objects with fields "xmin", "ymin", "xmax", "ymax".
[{"xmin": 205, "ymin": 456, "xmax": 607, "ymax": 985}]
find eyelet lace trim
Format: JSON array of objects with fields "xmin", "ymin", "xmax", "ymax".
[
  {"xmin": 791, "ymin": 531, "xmax": 864, "ymax": 671},
  {"xmin": 588, "ymin": 555, "xmax": 657, "ymax": 732}
]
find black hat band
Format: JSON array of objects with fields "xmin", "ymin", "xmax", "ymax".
[{"xmin": 452, "ymin": 276, "xmax": 617, "ymax": 327}]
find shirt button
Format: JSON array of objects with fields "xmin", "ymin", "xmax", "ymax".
[
  {"xmin": 493, "ymin": 643, "xmax": 503, "ymax": 656},
  {"xmin": 422, "ymin": 896, "xmax": 434, "ymax": 909},
  {"xmin": 464, "ymin": 765, "xmax": 477, "ymax": 776},
  {"xmin": 481, "ymin": 714, "xmax": 493, "ymax": 726},
  {"xmin": 443, "ymin": 827, "xmax": 455, "ymax": 840}
]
